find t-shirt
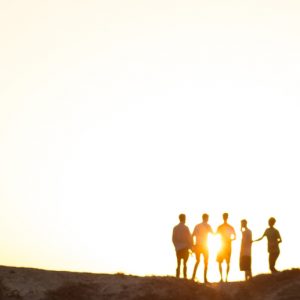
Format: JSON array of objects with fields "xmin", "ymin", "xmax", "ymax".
[
  {"xmin": 240, "ymin": 228, "xmax": 252, "ymax": 257},
  {"xmin": 264, "ymin": 227, "xmax": 281, "ymax": 253},
  {"xmin": 217, "ymin": 223, "xmax": 236, "ymax": 246},
  {"xmin": 192, "ymin": 222, "xmax": 213, "ymax": 246},
  {"xmin": 172, "ymin": 222, "xmax": 192, "ymax": 251}
]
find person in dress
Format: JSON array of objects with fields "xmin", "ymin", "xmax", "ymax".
[{"xmin": 240, "ymin": 219, "xmax": 252, "ymax": 280}]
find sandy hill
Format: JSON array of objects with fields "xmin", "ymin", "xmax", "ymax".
[{"xmin": 0, "ymin": 266, "xmax": 299, "ymax": 300}]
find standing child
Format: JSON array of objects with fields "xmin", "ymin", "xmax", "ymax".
[{"xmin": 253, "ymin": 217, "xmax": 282, "ymax": 273}]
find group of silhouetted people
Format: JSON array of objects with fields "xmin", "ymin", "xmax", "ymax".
[{"xmin": 172, "ymin": 213, "xmax": 282, "ymax": 283}]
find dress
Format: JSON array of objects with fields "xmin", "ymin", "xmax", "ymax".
[{"xmin": 240, "ymin": 228, "xmax": 252, "ymax": 271}]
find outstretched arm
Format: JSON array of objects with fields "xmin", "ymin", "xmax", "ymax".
[
  {"xmin": 209, "ymin": 225, "xmax": 216, "ymax": 235},
  {"xmin": 253, "ymin": 234, "xmax": 265, "ymax": 242}
]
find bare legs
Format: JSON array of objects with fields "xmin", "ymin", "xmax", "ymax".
[
  {"xmin": 176, "ymin": 249, "xmax": 189, "ymax": 279},
  {"xmin": 176, "ymin": 257, "xmax": 188, "ymax": 278},
  {"xmin": 204, "ymin": 264, "xmax": 208, "ymax": 283},
  {"xmin": 192, "ymin": 259, "xmax": 199, "ymax": 280},
  {"xmin": 269, "ymin": 251, "xmax": 280, "ymax": 273},
  {"xmin": 218, "ymin": 262, "xmax": 223, "ymax": 282},
  {"xmin": 219, "ymin": 261, "xmax": 230, "ymax": 282},
  {"xmin": 192, "ymin": 253, "xmax": 209, "ymax": 283},
  {"xmin": 226, "ymin": 263, "xmax": 230, "ymax": 282},
  {"xmin": 176, "ymin": 257, "xmax": 180, "ymax": 278}
]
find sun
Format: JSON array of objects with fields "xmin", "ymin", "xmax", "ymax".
[{"xmin": 208, "ymin": 234, "xmax": 222, "ymax": 257}]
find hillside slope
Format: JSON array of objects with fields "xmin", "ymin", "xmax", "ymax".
[{"xmin": 0, "ymin": 266, "xmax": 299, "ymax": 300}]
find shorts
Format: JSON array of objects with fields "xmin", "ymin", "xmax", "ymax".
[
  {"xmin": 176, "ymin": 249, "xmax": 189, "ymax": 261},
  {"xmin": 193, "ymin": 244, "xmax": 209, "ymax": 263},
  {"xmin": 217, "ymin": 244, "xmax": 232, "ymax": 263},
  {"xmin": 240, "ymin": 255, "xmax": 251, "ymax": 271}
]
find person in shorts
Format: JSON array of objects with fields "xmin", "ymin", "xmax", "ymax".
[
  {"xmin": 253, "ymin": 217, "xmax": 282, "ymax": 273},
  {"xmin": 172, "ymin": 213, "xmax": 192, "ymax": 278},
  {"xmin": 240, "ymin": 219, "xmax": 252, "ymax": 280},
  {"xmin": 216, "ymin": 213, "xmax": 236, "ymax": 282},
  {"xmin": 192, "ymin": 213, "xmax": 213, "ymax": 283}
]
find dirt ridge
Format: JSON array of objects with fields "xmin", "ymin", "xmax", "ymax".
[{"xmin": 0, "ymin": 266, "xmax": 299, "ymax": 300}]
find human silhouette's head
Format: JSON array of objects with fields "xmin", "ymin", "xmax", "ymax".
[
  {"xmin": 268, "ymin": 217, "xmax": 276, "ymax": 227},
  {"xmin": 241, "ymin": 219, "xmax": 247, "ymax": 229},
  {"xmin": 223, "ymin": 213, "xmax": 229, "ymax": 222},
  {"xmin": 202, "ymin": 213, "xmax": 209, "ymax": 222},
  {"xmin": 179, "ymin": 214, "xmax": 186, "ymax": 223}
]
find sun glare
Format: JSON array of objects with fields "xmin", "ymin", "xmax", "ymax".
[
  {"xmin": 208, "ymin": 235, "xmax": 222, "ymax": 257},
  {"xmin": 0, "ymin": 0, "xmax": 300, "ymax": 281}
]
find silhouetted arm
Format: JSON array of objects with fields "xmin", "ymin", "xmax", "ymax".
[
  {"xmin": 231, "ymin": 226, "xmax": 237, "ymax": 241},
  {"xmin": 215, "ymin": 226, "xmax": 220, "ymax": 236},
  {"xmin": 277, "ymin": 231, "xmax": 282, "ymax": 244},
  {"xmin": 192, "ymin": 226, "xmax": 197, "ymax": 245},
  {"xmin": 211, "ymin": 225, "xmax": 218, "ymax": 235},
  {"xmin": 187, "ymin": 228, "xmax": 193, "ymax": 249},
  {"xmin": 253, "ymin": 233, "xmax": 265, "ymax": 242},
  {"xmin": 172, "ymin": 228, "xmax": 176, "ymax": 246}
]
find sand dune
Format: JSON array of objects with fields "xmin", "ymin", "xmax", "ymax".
[{"xmin": 0, "ymin": 266, "xmax": 299, "ymax": 300}]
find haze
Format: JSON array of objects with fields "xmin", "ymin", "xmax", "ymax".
[{"xmin": 0, "ymin": 0, "xmax": 299, "ymax": 281}]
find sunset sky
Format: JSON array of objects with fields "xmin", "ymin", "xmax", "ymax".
[{"xmin": 1, "ymin": 1, "xmax": 299, "ymax": 281}]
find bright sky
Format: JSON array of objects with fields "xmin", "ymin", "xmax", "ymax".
[{"xmin": 0, "ymin": 0, "xmax": 299, "ymax": 282}]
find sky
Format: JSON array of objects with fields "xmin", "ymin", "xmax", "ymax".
[{"xmin": 0, "ymin": 0, "xmax": 300, "ymax": 282}]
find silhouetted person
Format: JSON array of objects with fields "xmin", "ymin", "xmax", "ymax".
[
  {"xmin": 172, "ymin": 213, "xmax": 192, "ymax": 279},
  {"xmin": 240, "ymin": 219, "xmax": 252, "ymax": 280},
  {"xmin": 216, "ymin": 213, "xmax": 236, "ymax": 282},
  {"xmin": 192, "ymin": 213, "xmax": 213, "ymax": 283},
  {"xmin": 253, "ymin": 217, "xmax": 282, "ymax": 273}
]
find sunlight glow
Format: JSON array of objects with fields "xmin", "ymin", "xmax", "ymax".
[
  {"xmin": 0, "ymin": 0, "xmax": 299, "ymax": 282},
  {"xmin": 208, "ymin": 235, "xmax": 222, "ymax": 258}
]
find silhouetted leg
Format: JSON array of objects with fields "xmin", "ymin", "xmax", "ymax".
[
  {"xmin": 246, "ymin": 269, "xmax": 252, "ymax": 280},
  {"xmin": 176, "ymin": 257, "xmax": 181, "ymax": 278},
  {"xmin": 192, "ymin": 253, "xmax": 200, "ymax": 280},
  {"xmin": 269, "ymin": 253, "xmax": 274, "ymax": 272},
  {"xmin": 176, "ymin": 250, "xmax": 182, "ymax": 278},
  {"xmin": 204, "ymin": 265, "xmax": 208, "ymax": 283},
  {"xmin": 218, "ymin": 262, "xmax": 223, "ymax": 282},
  {"xmin": 183, "ymin": 250, "xmax": 189, "ymax": 279},
  {"xmin": 269, "ymin": 251, "xmax": 279, "ymax": 273},
  {"xmin": 226, "ymin": 262, "xmax": 230, "ymax": 282},
  {"xmin": 183, "ymin": 260, "xmax": 187, "ymax": 279},
  {"xmin": 247, "ymin": 256, "xmax": 252, "ymax": 280},
  {"xmin": 204, "ymin": 252, "xmax": 209, "ymax": 283}
]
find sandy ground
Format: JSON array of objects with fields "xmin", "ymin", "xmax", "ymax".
[{"xmin": 0, "ymin": 266, "xmax": 299, "ymax": 300}]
